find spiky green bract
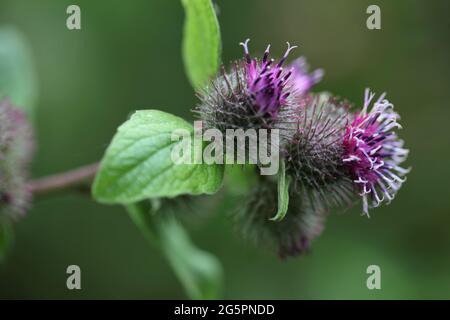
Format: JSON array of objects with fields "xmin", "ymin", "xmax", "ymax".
[
  {"xmin": 0, "ymin": 99, "xmax": 34, "ymax": 220},
  {"xmin": 231, "ymin": 177, "xmax": 325, "ymax": 258},
  {"xmin": 276, "ymin": 94, "xmax": 355, "ymax": 211}
]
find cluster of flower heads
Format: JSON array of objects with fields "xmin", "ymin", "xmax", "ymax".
[
  {"xmin": 0, "ymin": 99, "xmax": 34, "ymax": 221},
  {"xmin": 195, "ymin": 39, "xmax": 410, "ymax": 257}
]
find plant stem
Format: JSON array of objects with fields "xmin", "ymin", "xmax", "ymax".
[{"xmin": 28, "ymin": 162, "xmax": 99, "ymax": 196}]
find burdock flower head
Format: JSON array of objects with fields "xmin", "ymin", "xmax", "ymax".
[
  {"xmin": 0, "ymin": 99, "xmax": 34, "ymax": 220},
  {"xmin": 232, "ymin": 177, "xmax": 325, "ymax": 258},
  {"xmin": 195, "ymin": 39, "xmax": 322, "ymax": 132},
  {"xmin": 343, "ymin": 89, "xmax": 410, "ymax": 215},
  {"xmin": 277, "ymin": 94, "xmax": 354, "ymax": 211}
]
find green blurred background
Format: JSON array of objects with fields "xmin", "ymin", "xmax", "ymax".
[{"xmin": 0, "ymin": 0, "xmax": 449, "ymax": 299}]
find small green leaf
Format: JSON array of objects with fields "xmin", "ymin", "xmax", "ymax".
[
  {"xmin": 0, "ymin": 220, "xmax": 14, "ymax": 263},
  {"xmin": 127, "ymin": 201, "xmax": 223, "ymax": 299},
  {"xmin": 159, "ymin": 216, "xmax": 223, "ymax": 299},
  {"xmin": 181, "ymin": 0, "xmax": 221, "ymax": 89},
  {"xmin": 93, "ymin": 110, "xmax": 224, "ymax": 203},
  {"xmin": 270, "ymin": 159, "xmax": 291, "ymax": 222},
  {"xmin": 0, "ymin": 27, "xmax": 38, "ymax": 117}
]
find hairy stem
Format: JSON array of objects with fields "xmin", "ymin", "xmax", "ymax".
[{"xmin": 28, "ymin": 162, "xmax": 99, "ymax": 196}]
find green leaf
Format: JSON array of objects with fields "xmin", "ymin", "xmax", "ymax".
[
  {"xmin": 93, "ymin": 110, "xmax": 224, "ymax": 203},
  {"xmin": 270, "ymin": 159, "xmax": 291, "ymax": 222},
  {"xmin": 181, "ymin": 0, "xmax": 221, "ymax": 89},
  {"xmin": 127, "ymin": 201, "xmax": 223, "ymax": 299},
  {"xmin": 0, "ymin": 27, "xmax": 38, "ymax": 116},
  {"xmin": 0, "ymin": 219, "xmax": 14, "ymax": 263},
  {"xmin": 159, "ymin": 216, "xmax": 223, "ymax": 299}
]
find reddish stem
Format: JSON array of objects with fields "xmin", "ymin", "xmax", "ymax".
[{"xmin": 28, "ymin": 162, "xmax": 99, "ymax": 196}]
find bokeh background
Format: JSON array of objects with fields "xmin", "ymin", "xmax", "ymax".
[{"xmin": 0, "ymin": 0, "xmax": 449, "ymax": 299}]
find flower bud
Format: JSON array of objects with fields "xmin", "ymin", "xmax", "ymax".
[{"xmin": 231, "ymin": 178, "xmax": 325, "ymax": 258}]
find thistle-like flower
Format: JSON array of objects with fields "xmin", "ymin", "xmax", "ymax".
[
  {"xmin": 342, "ymin": 89, "xmax": 410, "ymax": 215},
  {"xmin": 277, "ymin": 93, "xmax": 354, "ymax": 211},
  {"xmin": 0, "ymin": 99, "xmax": 34, "ymax": 220},
  {"xmin": 195, "ymin": 39, "xmax": 322, "ymax": 132}
]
